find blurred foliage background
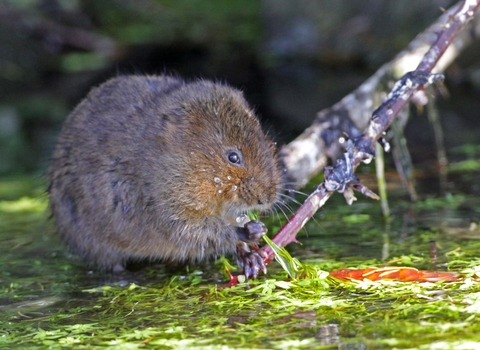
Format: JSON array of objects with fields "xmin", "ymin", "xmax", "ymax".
[{"xmin": 1, "ymin": 0, "xmax": 479, "ymax": 176}]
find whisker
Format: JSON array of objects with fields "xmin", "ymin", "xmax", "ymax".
[
  {"xmin": 279, "ymin": 185, "xmax": 309, "ymax": 196},
  {"xmin": 272, "ymin": 206, "xmax": 283, "ymax": 227},
  {"xmin": 278, "ymin": 193, "xmax": 303, "ymax": 207},
  {"xmin": 273, "ymin": 202, "xmax": 290, "ymax": 222},
  {"xmin": 272, "ymin": 201, "xmax": 313, "ymax": 238},
  {"xmin": 285, "ymin": 188, "xmax": 309, "ymax": 197},
  {"xmin": 276, "ymin": 200, "xmax": 294, "ymax": 216}
]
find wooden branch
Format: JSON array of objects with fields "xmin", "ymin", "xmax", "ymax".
[
  {"xmin": 259, "ymin": 0, "xmax": 480, "ymax": 265},
  {"xmin": 280, "ymin": 0, "xmax": 480, "ymax": 189}
]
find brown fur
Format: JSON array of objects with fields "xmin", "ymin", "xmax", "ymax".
[{"xmin": 47, "ymin": 75, "xmax": 283, "ymax": 271}]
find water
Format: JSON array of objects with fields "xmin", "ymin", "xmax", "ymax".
[{"xmin": 1, "ymin": 167, "xmax": 480, "ymax": 349}]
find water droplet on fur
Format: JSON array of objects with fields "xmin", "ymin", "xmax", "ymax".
[
  {"xmin": 227, "ymin": 176, "xmax": 232, "ymax": 180},
  {"xmin": 214, "ymin": 177, "xmax": 221, "ymax": 183},
  {"xmin": 236, "ymin": 214, "xmax": 248, "ymax": 223},
  {"xmin": 218, "ymin": 190, "xmax": 223, "ymax": 194},
  {"xmin": 232, "ymin": 185, "xmax": 237, "ymax": 191}
]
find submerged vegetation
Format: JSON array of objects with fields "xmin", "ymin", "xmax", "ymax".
[{"xmin": 1, "ymin": 166, "xmax": 480, "ymax": 349}]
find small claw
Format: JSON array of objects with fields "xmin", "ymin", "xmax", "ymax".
[
  {"xmin": 243, "ymin": 250, "xmax": 267, "ymax": 279},
  {"xmin": 236, "ymin": 242, "xmax": 267, "ymax": 279}
]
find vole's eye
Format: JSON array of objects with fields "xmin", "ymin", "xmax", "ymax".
[{"xmin": 227, "ymin": 150, "xmax": 242, "ymax": 165}]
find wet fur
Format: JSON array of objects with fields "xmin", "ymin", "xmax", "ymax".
[{"xmin": 48, "ymin": 75, "xmax": 283, "ymax": 271}]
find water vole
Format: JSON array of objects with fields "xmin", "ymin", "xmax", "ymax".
[{"xmin": 47, "ymin": 75, "xmax": 284, "ymax": 277}]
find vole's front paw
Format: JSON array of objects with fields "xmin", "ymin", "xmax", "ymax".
[
  {"xmin": 236, "ymin": 242, "xmax": 267, "ymax": 279},
  {"xmin": 236, "ymin": 220, "xmax": 267, "ymax": 244}
]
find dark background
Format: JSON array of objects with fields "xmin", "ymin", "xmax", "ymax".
[{"xmin": 1, "ymin": 0, "xmax": 479, "ymax": 175}]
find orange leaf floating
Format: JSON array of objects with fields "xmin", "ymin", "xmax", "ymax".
[{"xmin": 330, "ymin": 267, "xmax": 460, "ymax": 283}]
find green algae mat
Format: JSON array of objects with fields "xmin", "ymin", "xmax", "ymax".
[{"xmin": 1, "ymin": 171, "xmax": 480, "ymax": 349}]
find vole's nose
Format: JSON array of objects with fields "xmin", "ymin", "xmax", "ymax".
[
  {"xmin": 257, "ymin": 186, "xmax": 276, "ymax": 206},
  {"xmin": 257, "ymin": 198, "xmax": 268, "ymax": 205}
]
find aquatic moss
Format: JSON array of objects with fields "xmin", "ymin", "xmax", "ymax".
[{"xmin": 1, "ymin": 176, "xmax": 480, "ymax": 349}]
